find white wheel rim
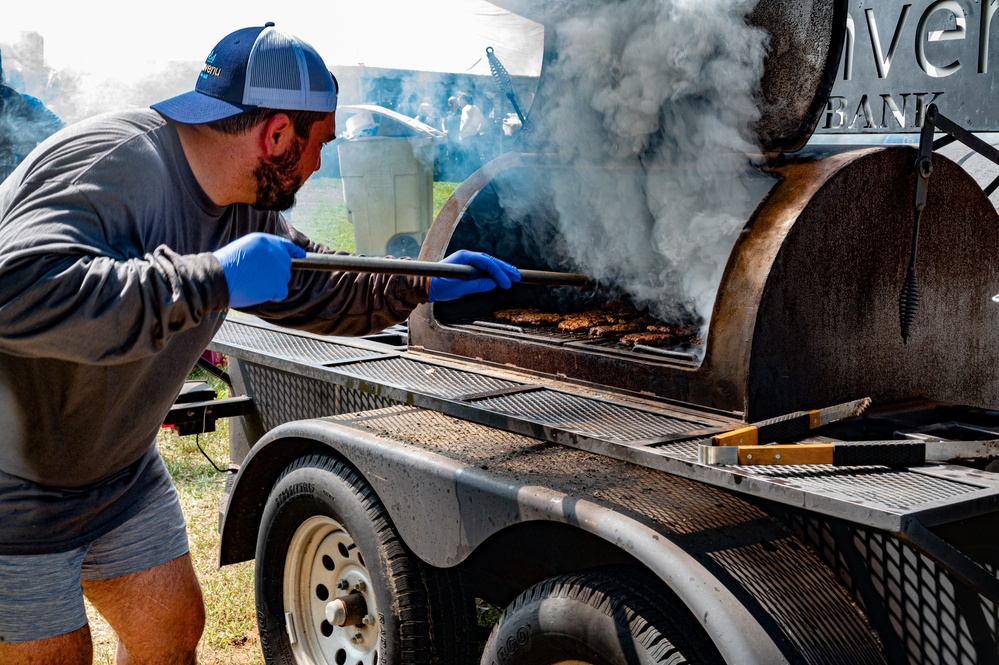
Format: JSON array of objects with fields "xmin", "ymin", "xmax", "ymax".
[{"xmin": 284, "ymin": 515, "xmax": 379, "ymax": 665}]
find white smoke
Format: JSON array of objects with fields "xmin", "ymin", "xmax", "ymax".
[{"xmin": 535, "ymin": 0, "xmax": 775, "ymax": 345}]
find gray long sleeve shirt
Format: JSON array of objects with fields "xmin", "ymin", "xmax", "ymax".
[{"xmin": 0, "ymin": 109, "xmax": 427, "ymax": 553}]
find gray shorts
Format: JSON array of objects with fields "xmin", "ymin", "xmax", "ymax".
[{"xmin": 0, "ymin": 483, "xmax": 189, "ymax": 642}]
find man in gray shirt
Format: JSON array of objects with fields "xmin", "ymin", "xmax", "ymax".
[{"xmin": 0, "ymin": 23, "xmax": 518, "ymax": 664}]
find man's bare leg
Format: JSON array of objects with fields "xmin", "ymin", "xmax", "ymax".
[
  {"xmin": 0, "ymin": 624, "xmax": 93, "ymax": 665},
  {"xmin": 82, "ymin": 553, "xmax": 205, "ymax": 665}
]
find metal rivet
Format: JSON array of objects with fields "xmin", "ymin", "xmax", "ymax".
[{"xmin": 774, "ymin": 454, "xmax": 781, "ymax": 460}]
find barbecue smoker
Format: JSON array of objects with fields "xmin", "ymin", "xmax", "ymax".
[
  {"xmin": 409, "ymin": 1, "xmax": 999, "ymax": 421},
  {"xmin": 204, "ymin": 1, "xmax": 999, "ymax": 664}
]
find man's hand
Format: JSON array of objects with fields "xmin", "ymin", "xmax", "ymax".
[
  {"xmin": 427, "ymin": 250, "xmax": 521, "ymax": 302},
  {"xmin": 213, "ymin": 232, "xmax": 306, "ymax": 308}
]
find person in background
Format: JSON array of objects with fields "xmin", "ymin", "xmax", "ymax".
[
  {"xmin": 414, "ymin": 100, "xmax": 438, "ymax": 128},
  {"xmin": 440, "ymin": 95, "xmax": 462, "ymax": 181},
  {"xmin": 0, "ymin": 48, "xmax": 63, "ymax": 182},
  {"xmin": 0, "ymin": 23, "xmax": 518, "ymax": 665},
  {"xmin": 457, "ymin": 91, "xmax": 486, "ymax": 177}
]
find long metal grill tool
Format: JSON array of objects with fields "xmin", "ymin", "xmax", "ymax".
[
  {"xmin": 700, "ymin": 439, "xmax": 999, "ymax": 467},
  {"xmin": 291, "ymin": 253, "xmax": 593, "ymax": 289},
  {"xmin": 899, "ymin": 108, "xmax": 937, "ymax": 343},
  {"xmin": 708, "ymin": 397, "xmax": 872, "ymax": 447},
  {"xmin": 486, "ymin": 46, "xmax": 526, "ymax": 127}
]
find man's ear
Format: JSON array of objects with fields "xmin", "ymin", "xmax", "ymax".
[{"xmin": 260, "ymin": 112, "xmax": 294, "ymax": 158}]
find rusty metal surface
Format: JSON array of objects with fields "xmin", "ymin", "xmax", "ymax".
[
  {"xmin": 748, "ymin": 0, "xmax": 848, "ymax": 152},
  {"xmin": 740, "ymin": 147, "xmax": 999, "ymax": 420},
  {"xmin": 214, "ymin": 316, "xmax": 999, "ymax": 639},
  {"xmin": 214, "ymin": 323, "xmax": 999, "ymax": 662}
]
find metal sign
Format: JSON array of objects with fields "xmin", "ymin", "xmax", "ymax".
[{"xmin": 815, "ymin": 0, "xmax": 999, "ymax": 133}]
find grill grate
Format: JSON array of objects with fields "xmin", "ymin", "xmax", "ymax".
[
  {"xmin": 215, "ymin": 321, "xmax": 381, "ymax": 364},
  {"xmin": 333, "ymin": 356, "xmax": 522, "ymax": 399},
  {"xmin": 739, "ymin": 465, "xmax": 973, "ymax": 510},
  {"xmin": 448, "ymin": 316, "xmax": 703, "ymax": 359},
  {"xmin": 472, "ymin": 390, "xmax": 709, "ymax": 442}
]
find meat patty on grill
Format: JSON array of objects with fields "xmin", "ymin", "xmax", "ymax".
[
  {"xmin": 494, "ymin": 308, "xmax": 565, "ymax": 326},
  {"xmin": 589, "ymin": 322, "xmax": 644, "ymax": 338},
  {"xmin": 620, "ymin": 332, "xmax": 674, "ymax": 347},
  {"xmin": 558, "ymin": 311, "xmax": 619, "ymax": 331}
]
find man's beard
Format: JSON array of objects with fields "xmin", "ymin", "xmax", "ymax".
[{"xmin": 253, "ymin": 137, "xmax": 305, "ymax": 211}]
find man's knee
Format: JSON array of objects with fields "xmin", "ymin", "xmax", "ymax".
[
  {"xmin": 83, "ymin": 554, "xmax": 206, "ymax": 660},
  {"xmin": 0, "ymin": 624, "xmax": 92, "ymax": 665}
]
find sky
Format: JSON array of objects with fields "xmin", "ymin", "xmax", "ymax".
[{"xmin": 1, "ymin": 0, "xmax": 544, "ymax": 82}]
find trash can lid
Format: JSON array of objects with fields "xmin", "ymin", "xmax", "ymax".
[{"xmin": 338, "ymin": 104, "xmax": 444, "ymax": 140}]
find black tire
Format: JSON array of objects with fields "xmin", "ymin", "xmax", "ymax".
[
  {"xmin": 255, "ymin": 453, "xmax": 430, "ymax": 665},
  {"xmin": 479, "ymin": 567, "xmax": 724, "ymax": 665},
  {"xmin": 421, "ymin": 563, "xmax": 480, "ymax": 665}
]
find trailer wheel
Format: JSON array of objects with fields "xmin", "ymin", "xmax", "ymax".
[
  {"xmin": 254, "ymin": 454, "xmax": 429, "ymax": 665},
  {"xmin": 479, "ymin": 567, "xmax": 722, "ymax": 665},
  {"xmin": 422, "ymin": 564, "xmax": 480, "ymax": 665}
]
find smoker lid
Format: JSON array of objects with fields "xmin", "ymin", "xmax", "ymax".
[
  {"xmin": 517, "ymin": 0, "xmax": 847, "ymax": 154},
  {"xmin": 749, "ymin": 0, "xmax": 848, "ymax": 153}
]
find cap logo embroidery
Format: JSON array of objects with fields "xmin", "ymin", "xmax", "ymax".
[{"xmin": 201, "ymin": 53, "xmax": 222, "ymax": 79}]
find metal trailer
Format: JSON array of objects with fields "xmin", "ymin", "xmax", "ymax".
[
  {"xmin": 189, "ymin": 0, "xmax": 999, "ymax": 663},
  {"xmin": 205, "ymin": 317, "xmax": 999, "ymax": 665}
]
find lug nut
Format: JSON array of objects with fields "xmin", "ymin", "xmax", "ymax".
[
  {"xmin": 336, "ymin": 579, "xmax": 350, "ymax": 590},
  {"xmin": 353, "ymin": 580, "xmax": 366, "ymax": 592},
  {"xmin": 362, "ymin": 614, "xmax": 375, "ymax": 626},
  {"xmin": 351, "ymin": 632, "xmax": 364, "ymax": 644}
]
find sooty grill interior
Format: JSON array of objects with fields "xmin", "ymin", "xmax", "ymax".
[{"xmin": 430, "ymin": 160, "xmax": 706, "ymax": 361}]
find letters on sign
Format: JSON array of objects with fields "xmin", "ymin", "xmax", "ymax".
[{"xmin": 815, "ymin": 0, "xmax": 999, "ymax": 133}]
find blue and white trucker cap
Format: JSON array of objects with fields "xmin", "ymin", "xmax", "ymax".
[{"xmin": 152, "ymin": 22, "xmax": 337, "ymax": 124}]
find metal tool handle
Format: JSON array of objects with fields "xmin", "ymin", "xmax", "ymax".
[
  {"xmin": 831, "ymin": 441, "xmax": 925, "ymax": 467},
  {"xmin": 291, "ymin": 253, "xmax": 593, "ymax": 289}
]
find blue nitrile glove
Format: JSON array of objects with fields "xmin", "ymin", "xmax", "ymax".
[
  {"xmin": 212, "ymin": 232, "xmax": 306, "ymax": 308},
  {"xmin": 427, "ymin": 250, "xmax": 521, "ymax": 302}
]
